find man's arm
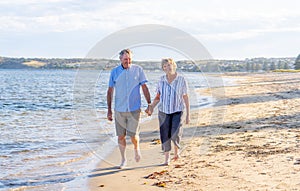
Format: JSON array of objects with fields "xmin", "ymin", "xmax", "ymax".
[
  {"xmin": 148, "ymin": 93, "xmax": 160, "ymax": 115},
  {"xmin": 141, "ymin": 84, "xmax": 151, "ymax": 104},
  {"xmin": 141, "ymin": 84, "xmax": 151, "ymax": 115},
  {"xmin": 107, "ymin": 87, "xmax": 114, "ymax": 121}
]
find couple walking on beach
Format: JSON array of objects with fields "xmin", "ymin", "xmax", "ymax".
[{"xmin": 106, "ymin": 49, "xmax": 190, "ymax": 169}]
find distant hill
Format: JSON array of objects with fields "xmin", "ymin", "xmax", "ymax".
[{"xmin": 0, "ymin": 56, "xmax": 296, "ymax": 72}]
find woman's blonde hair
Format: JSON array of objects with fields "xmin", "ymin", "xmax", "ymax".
[{"xmin": 161, "ymin": 58, "xmax": 177, "ymax": 70}]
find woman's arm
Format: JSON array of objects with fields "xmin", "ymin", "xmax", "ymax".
[
  {"xmin": 183, "ymin": 94, "xmax": 190, "ymax": 124},
  {"xmin": 148, "ymin": 93, "xmax": 160, "ymax": 115}
]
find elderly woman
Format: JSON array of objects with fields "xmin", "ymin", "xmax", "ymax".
[{"xmin": 148, "ymin": 58, "xmax": 190, "ymax": 165}]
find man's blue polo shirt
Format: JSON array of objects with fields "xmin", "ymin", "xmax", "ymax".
[{"xmin": 108, "ymin": 64, "xmax": 148, "ymax": 112}]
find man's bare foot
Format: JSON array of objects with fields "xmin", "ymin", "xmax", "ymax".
[
  {"xmin": 119, "ymin": 160, "xmax": 127, "ymax": 169},
  {"xmin": 134, "ymin": 149, "xmax": 141, "ymax": 162}
]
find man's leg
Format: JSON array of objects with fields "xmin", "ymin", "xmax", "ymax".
[
  {"xmin": 131, "ymin": 135, "xmax": 141, "ymax": 162},
  {"xmin": 118, "ymin": 135, "xmax": 127, "ymax": 168},
  {"xmin": 115, "ymin": 111, "xmax": 127, "ymax": 168},
  {"xmin": 127, "ymin": 110, "xmax": 141, "ymax": 162}
]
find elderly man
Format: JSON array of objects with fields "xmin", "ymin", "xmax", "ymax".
[{"xmin": 107, "ymin": 49, "xmax": 151, "ymax": 169}]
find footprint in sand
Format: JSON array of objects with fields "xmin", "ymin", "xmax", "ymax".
[{"xmin": 294, "ymin": 158, "xmax": 300, "ymax": 165}]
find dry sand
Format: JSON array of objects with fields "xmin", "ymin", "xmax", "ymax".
[{"xmin": 88, "ymin": 72, "xmax": 300, "ymax": 191}]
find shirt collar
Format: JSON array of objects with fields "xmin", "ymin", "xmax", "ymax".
[
  {"xmin": 163, "ymin": 73, "xmax": 178, "ymax": 82},
  {"xmin": 121, "ymin": 64, "xmax": 125, "ymax": 69},
  {"xmin": 121, "ymin": 63, "xmax": 131, "ymax": 70}
]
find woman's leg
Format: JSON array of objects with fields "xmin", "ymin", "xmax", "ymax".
[
  {"xmin": 164, "ymin": 151, "xmax": 170, "ymax": 165},
  {"xmin": 170, "ymin": 111, "xmax": 183, "ymax": 160},
  {"xmin": 159, "ymin": 111, "xmax": 172, "ymax": 164}
]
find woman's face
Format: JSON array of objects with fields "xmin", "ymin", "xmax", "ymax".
[{"xmin": 162, "ymin": 62, "xmax": 175, "ymax": 74}]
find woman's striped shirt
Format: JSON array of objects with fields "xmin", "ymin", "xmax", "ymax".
[{"xmin": 156, "ymin": 74, "xmax": 188, "ymax": 114}]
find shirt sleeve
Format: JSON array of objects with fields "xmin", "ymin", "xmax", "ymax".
[
  {"xmin": 182, "ymin": 77, "xmax": 188, "ymax": 95},
  {"xmin": 139, "ymin": 67, "xmax": 148, "ymax": 85},
  {"xmin": 108, "ymin": 70, "xmax": 115, "ymax": 87},
  {"xmin": 156, "ymin": 76, "xmax": 163, "ymax": 94}
]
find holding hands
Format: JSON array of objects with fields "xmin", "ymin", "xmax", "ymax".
[
  {"xmin": 145, "ymin": 103, "xmax": 190, "ymax": 125},
  {"xmin": 107, "ymin": 108, "xmax": 113, "ymax": 121},
  {"xmin": 145, "ymin": 104, "xmax": 153, "ymax": 116}
]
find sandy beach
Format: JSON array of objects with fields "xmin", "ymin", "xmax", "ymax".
[{"xmin": 88, "ymin": 72, "xmax": 300, "ymax": 191}]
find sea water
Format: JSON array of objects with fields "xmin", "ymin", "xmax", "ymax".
[{"xmin": 0, "ymin": 69, "xmax": 227, "ymax": 190}]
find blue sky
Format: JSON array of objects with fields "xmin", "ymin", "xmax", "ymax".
[{"xmin": 0, "ymin": 0, "xmax": 299, "ymax": 60}]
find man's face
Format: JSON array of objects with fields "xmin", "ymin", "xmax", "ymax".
[{"xmin": 120, "ymin": 53, "xmax": 132, "ymax": 69}]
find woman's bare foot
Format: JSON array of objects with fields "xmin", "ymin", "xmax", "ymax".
[
  {"xmin": 173, "ymin": 146, "xmax": 180, "ymax": 161},
  {"xmin": 161, "ymin": 160, "xmax": 170, "ymax": 166},
  {"xmin": 162, "ymin": 151, "xmax": 170, "ymax": 166},
  {"xmin": 172, "ymin": 154, "xmax": 180, "ymax": 161}
]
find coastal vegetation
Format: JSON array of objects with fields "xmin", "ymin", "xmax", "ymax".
[
  {"xmin": 295, "ymin": 54, "xmax": 300, "ymax": 70},
  {"xmin": 273, "ymin": 69, "xmax": 300, "ymax": 73},
  {"xmin": 0, "ymin": 56, "xmax": 297, "ymax": 72}
]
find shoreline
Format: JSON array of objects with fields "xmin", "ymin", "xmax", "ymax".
[{"xmin": 88, "ymin": 72, "xmax": 300, "ymax": 190}]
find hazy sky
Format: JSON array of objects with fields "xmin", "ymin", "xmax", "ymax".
[{"xmin": 0, "ymin": 0, "xmax": 299, "ymax": 60}]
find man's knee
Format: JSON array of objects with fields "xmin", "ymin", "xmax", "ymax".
[
  {"xmin": 118, "ymin": 135, "xmax": 126, "ymax": 141},
  {"xmin": 130, "ymin": 135, "xmax": 139, "ymax": 141}
]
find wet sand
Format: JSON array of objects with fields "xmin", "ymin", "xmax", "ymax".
[{"xmin": 88, "ymin": 72, "xmax": 300, "ymax": 191}]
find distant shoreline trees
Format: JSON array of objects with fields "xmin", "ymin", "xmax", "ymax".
[
  {"xmin": 0, "ymin": 56, "xmax": 298, "ymax": 72},
  {"xmin": 295, "ymin": 54, "xmax": 300, "ymax": 70}
]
